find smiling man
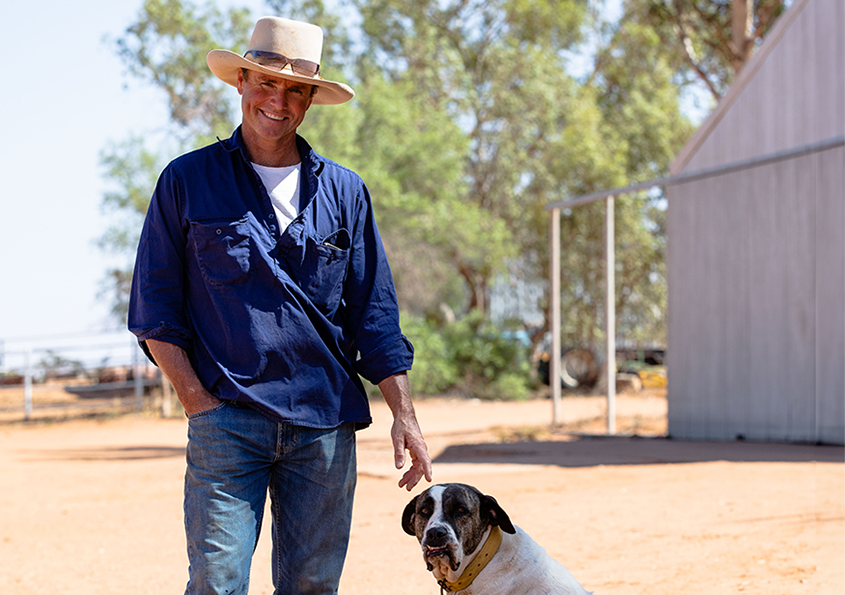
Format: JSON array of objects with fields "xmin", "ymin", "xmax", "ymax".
[{"xmin": 128, "ymin": 16, "xmax": 432, "ymax": 595}]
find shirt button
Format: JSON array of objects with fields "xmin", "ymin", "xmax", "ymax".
[
  {"xmin": 268, "ymin": 213, "xmax": 275, "ymax": 219},
  {"xmin": 215, "ymin": 229, "xmax": 222, "ymax": 235}
]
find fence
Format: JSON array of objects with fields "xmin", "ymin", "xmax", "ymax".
[{"xmin": 0, "ymin": 330, "xmax": 176, "ymax": 422}]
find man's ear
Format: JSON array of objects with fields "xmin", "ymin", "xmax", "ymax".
[
  {"xmin": 402, "ymin": 495, "xmax": 420, "ymax": 536},
  {"xmin": 236, "ymin": 69, "xmax": 246, "ymax": 94},
  {"xmin": 481, "ymin": 494, "xmax": 516, "ymax": 534}
]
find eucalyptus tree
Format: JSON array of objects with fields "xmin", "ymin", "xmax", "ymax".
[{"xmin": 613, "ymin": 0, "xmax": 789, "ymax": 100}]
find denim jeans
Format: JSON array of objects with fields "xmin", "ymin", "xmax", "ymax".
[{"xmin": 184, "ymin": 401, "xmax": 357, "ymax": 595}]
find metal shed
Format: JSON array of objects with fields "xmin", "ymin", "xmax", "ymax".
[{"xmin": 666, "ymin": 0, "xmax": 844, "ymax": 443}]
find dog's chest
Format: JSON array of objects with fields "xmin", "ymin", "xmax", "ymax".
[{"xmin": 458, "ymin": 530, "xmax": 589, "ymax": 595}]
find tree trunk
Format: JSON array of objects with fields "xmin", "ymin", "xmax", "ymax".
[
  {"xmin": 732, "ymin": 0, "xmax": 754, "ymax": 72},
  {"xmin": 459, "ymin": 264, "xmax": 488, "ymax": 313}
]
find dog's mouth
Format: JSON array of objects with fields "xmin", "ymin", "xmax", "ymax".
[{"xmin": 424, "ymin": 545, "xmax": 459, "ymax": 571}]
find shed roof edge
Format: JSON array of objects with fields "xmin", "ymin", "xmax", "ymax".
[{"xmin": 670, "ymin": 0, "xmax": 813, "ymax": 175}]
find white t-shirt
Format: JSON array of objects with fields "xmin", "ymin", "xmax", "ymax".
[{"xmin": 251, "ymin": 162, "xmax": 301, "ymax": 233}]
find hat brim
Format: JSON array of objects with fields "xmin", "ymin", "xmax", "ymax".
[{"xmin": 207, "ymin": 49, "xmax": 354, "ymax": 105}]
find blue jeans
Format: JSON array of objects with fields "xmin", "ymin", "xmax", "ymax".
[{"xmin": 184, "ymin": 401, "xmax": 357, "ymax": 595}]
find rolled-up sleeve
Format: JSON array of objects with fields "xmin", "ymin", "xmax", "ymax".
[
  {"xmin": 128, "ymin": 165, "xmax": 192, "ymax": 362},
  {"xmin": 343, "ymin": 183, "xmax": 414, "ymax": 384}
]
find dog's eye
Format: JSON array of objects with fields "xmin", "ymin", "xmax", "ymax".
[
  {"xmin": 456, "ymin": 506, "xmax": 469, "ymax": 516},
  {"xmin": 420, "ymin": 507, "xmax": 431, "ymax": 516}
]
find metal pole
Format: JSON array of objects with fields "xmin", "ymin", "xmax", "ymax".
[
  {"xmin": 545, "ymin": 135, "xmax": 845, "ymax": 212},
  {"xmin": 550, "ymin": 208, "xmax": 562, "ymax": 424},
  {"xmin": 605, "ymin": 196, "xmax": 616, "ymax": 434},
  {"xmin": 133, "ymin": 341, "xmax": 144, "ymax": 412},
  {"xmin": 24, "ymin": 348, "xmax": 33, "ymax": 421}
]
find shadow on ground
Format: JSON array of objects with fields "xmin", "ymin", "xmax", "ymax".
[
  {"xmin": 18, "ymin": 446, "xmax": 186, "ymax": 462},
  {"xmin": 433, "ymin": 436, "xmax": 845, "ymax": 467}
]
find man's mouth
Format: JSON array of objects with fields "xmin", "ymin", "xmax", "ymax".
[{"xmin": 261, "ymin": 109, "xmax": 285, "ymax": 121}]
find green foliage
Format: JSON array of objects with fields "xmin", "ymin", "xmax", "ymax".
[
  {"xmin": 302, "ymin": 67, "xmax": 512, "ymax": 316},
  {"xmin": 399, "ymin": 313, "xmax": 458, "ymax": 394},
  {"xmin": 98, "ymin": 135, "xmax": 172, "ymax": 324},
  {"xmin": 116, "ymin": 0, "xmax": 253, "ymax": 144},
  {"xmin": 99, "ymin": 135, "xmax": 167, "ymax": 247},
  {"xmin": 402, "ymin": 311, "xmax": 533, "ymax": 399}
]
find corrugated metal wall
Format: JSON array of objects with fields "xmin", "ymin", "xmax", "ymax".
[{"xmin": 667, "ymin": 0, "xmax": 844, "ymax": 444}]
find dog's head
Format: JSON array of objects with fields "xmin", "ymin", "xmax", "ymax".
[{"xmin": 402, "ymin": 483, "xmax": 516, "ymax": 582}]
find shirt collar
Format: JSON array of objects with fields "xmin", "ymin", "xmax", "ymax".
[{"xmin": 218, "ymin": 126, "xmax": 325, "ymax": 177}]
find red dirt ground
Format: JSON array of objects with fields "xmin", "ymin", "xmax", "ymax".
[{"xmin": 1, "ymin": 392, "xmax": 843, "ymax": 594}]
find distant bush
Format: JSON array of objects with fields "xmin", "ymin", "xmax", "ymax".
[
  {"xmin": 399, "ymin": 313, "xmax": 458, "ymax": 394},
  {"xmin": 400, "ymin": 311, "xmax": 533, "ymax": 400}
]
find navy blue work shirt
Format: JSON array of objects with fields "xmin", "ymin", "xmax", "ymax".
[{"xmin": 128, "ymin": 128, "xmax": 413, "ymax": 428}]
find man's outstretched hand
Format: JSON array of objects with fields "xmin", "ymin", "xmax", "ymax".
[
  {"xmin": 392, "ymin": 411, "xmax": 433, "ymax": 491},
  {"xmin": 379, "ymin": 372, "xmax": 433, "ymax": 491}
]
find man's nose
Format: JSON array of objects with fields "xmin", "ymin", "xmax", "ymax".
[{"xmin": 268, "ymin": 86, "xmax": 289, "ymax": 107}]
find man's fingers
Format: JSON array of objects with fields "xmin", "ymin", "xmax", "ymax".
[
  {"xmin": 391, "ymin": 417, "xmax": 432, "ymax": 490},
  {"xmin": 397, "ymin": 439, "xmax": 432, "ymax": 491},
  {"xmin": 410, "ymin": 441, "xmax": 433, "ymax": 482},
  {"xmin": 399, "ymin": 462, "xmax": 426, "ymax": 491}
]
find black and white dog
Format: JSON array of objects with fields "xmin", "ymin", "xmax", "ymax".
[{"xmin": 403, "ymin": 483, "xmax": 591, "ymax": 594}]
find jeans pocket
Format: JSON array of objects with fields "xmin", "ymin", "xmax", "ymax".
[{"xmin": 186, "ymin": 401, "xmax": 228, "ymax": 421}]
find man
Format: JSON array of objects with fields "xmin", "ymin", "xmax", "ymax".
[{"xmin": 128, "ymin": 16, "xmax": 432, "ymax": 595}]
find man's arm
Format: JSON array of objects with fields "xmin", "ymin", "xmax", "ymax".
[
  {"xmin": 146, "ymin": 339, "xmax": 221, "ymax": 416},
  {"xmin": 378, "ymin": 371, "xmax": 433, "ymax": 491}
]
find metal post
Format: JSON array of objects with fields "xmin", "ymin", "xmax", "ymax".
[
  {"xmin": 133, "ymin": 341, "xmax": 144, "ymax": 412},
  {"xmin": 605, "ymin": 196, "xmax": 616, "ymax": 434},
  {"xmin": 550, "ymin": 208, "xmax": 562, "ymax": 424},
  {"xmin": 24, "ymin": 348, "xmax": 33, "ymax": 421}
]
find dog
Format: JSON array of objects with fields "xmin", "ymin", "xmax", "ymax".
[{"xmin": 403, "ymin": 483, "xmax": 592, "ymax": 594}]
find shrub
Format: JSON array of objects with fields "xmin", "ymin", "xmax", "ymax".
[
  {"xmin": 399, "ymin": 313, "xmax": 459, "ymax": 394},
  {"xmin": 400, "ymin": 310, "xmax": 533, "ymax": 399}
]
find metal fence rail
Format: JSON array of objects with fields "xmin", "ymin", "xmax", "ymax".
[{"xmin": 0, "ymin": 330, "xmax": 175, "ymax": 422}]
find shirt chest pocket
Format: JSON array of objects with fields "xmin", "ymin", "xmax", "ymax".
[
  {"xmin": 191, "ymin": 218, "xmax": 254, "ymax": 286},
  {"xmin": 284, "ymin": 228, "xmax": 350, "ymax": 316}
]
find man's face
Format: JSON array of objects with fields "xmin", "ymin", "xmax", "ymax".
[{"xmin": 237, "ymin": 69, "xmax": 314, "ymax": 150}]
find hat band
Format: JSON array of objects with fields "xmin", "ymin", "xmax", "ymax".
[{"xmin": 244, "ymin": 50, "xmax": 320, "ymax": 78}]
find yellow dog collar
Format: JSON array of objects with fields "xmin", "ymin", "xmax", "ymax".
[{"xmin": 438, "ymin": 526, "xmax": 504, "ymax": 592}]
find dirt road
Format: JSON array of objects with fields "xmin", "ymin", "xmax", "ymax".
[{"xmin": 1, "ymin": 393, "xmax": 842, "ymax": 594}]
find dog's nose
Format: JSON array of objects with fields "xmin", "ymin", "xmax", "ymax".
[{"xmin": 424, "ymin": 525, "xmax": 450, "ymax": 546}]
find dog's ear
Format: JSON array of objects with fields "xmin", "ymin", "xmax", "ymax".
[
  {"xmin": 481, "ymin": 494, "xmax": 516, "ymax": 534},
  {"xmin": 402, "ymin": 495, "xmax": 420, "ymax": 536}
]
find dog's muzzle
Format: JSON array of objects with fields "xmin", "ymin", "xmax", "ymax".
[{"xmin": 423, "ymin": 526, "xmax": 460, "ymax": 571}]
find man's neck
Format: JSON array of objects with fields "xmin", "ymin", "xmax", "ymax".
[{"xmin": 241, "ymin": 129, "xmax": 301, "ymax": 167}]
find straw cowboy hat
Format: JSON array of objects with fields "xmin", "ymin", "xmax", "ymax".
[{"xmin": 207, "ymin": 16, "xmax": 354, "ymax": 105}]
